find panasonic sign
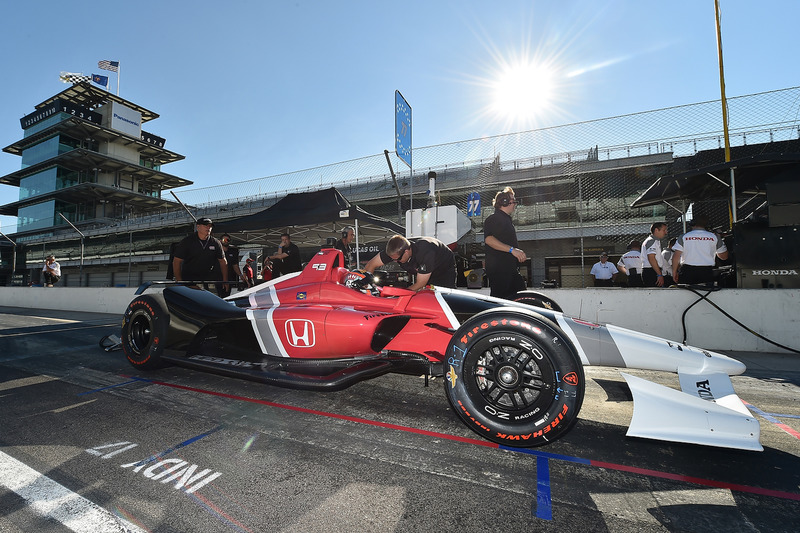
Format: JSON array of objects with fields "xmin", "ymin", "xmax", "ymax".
[{"xmin": 108, "ymin": 101, "xmax": 142, "ymax": 138}]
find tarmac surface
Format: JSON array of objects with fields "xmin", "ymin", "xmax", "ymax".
[{"xmin": 0, "ymin": 305, "xmax": 798, "ymax": 532}]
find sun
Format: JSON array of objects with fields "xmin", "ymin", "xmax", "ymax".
[{"xmin": 490, "ymin": 62, "xmax": 557, "ymax": 122}]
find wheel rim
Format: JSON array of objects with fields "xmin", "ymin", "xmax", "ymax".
[
  {"xmin": 129, "ymin": 313, "xmax": 152, "ymax": 354},
  {"xmin": 473, "ymin": 341, "xmax": 555, "ymax": 411}
]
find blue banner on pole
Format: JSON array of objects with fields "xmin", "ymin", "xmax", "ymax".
[
  {"xmin": 395, "ymin": 90, "xmax": 412, "ymax": 168},
  {"xmin": 467, "ymin": 192, "xmax": 482, "ymax": 216}
]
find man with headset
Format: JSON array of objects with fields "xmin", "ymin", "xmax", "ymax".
[
  {"xmin": 334, "ymin": 226, "xmax": 355, "ymax": 269},
  {"xmin": 484, "ymin": 186, "xmax": 528, "ymax": 300}
]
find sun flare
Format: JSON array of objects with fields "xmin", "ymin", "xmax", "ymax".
[{"xmin": 491, "ymin": 62, "xmax": 557, "ymax": 121}]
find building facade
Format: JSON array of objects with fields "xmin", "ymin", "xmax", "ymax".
[{"xmin": 0, "ymin": 82, "xmax": 191, "ymax": 286}]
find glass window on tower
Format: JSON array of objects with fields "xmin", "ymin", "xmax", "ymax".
[{"xmin": 17, "ymin": 199, "xmax": 56, "ymax": 231}]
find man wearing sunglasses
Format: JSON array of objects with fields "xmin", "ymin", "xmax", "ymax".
[
  {"xmin": 484, "ymin": 187, "xmax": 528, "ymax": 300},
  {"xmin": 364, "ymin": 234, "xmax": 456, "ymax": 291},
  {"xmin": 172, "ymin": 217, "xmax": 228, "ymax": 296}
]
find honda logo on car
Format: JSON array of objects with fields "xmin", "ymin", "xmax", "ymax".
[
  {"xmin": 286, "ymin": 319, "xmax": 315, "ymax": 347},
  {"xmin": 751, "ymin": 269, "xmax": 798, "ymax": 275}
]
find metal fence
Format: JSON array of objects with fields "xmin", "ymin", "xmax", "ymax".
[
  {"xmin": 9, "ymin": 86, "xmax": 800, "ymax": 288},
  {"xmin": 168, "ymin": 86, "xmax": 800, "ymax": 286}
]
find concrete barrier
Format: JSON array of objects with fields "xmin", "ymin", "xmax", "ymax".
[
  {"xmin": 1, "ymin": 287, "xmax": 137, "ymax": 316},
  {"xmin": 2, "ymin": 286, "xmax": 798, "ymax": 354},
  {"xmin": 530, "ymin": 288, "xmax": 800, "ymax": 354}
]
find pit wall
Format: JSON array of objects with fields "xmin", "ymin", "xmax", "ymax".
[{"xmin": 2, "ymin": 287, "xmax": 798, "ymax": 354}]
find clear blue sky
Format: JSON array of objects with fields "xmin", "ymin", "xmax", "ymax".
[{"xmin": 1, "ymin": 0, "xmax": 797, "ymax": 233}]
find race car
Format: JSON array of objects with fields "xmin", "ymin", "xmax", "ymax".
[{"xmin": 121, "ymin": 248, "xmax": 761, "ymax": 451}]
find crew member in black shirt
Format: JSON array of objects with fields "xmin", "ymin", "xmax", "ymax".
[
  {"xmin": 172, "ymin": 217, "xmax": 228, "ymax": 295},
  {"xmin": 219, "ymin": 233, "xmax": 245, "ymax": 297},
  {"xmin": 268, "ymin": 233, "xmax": 302, "ymax": 277},
  {"xmin": 484, "ymin": 187, "xmax": 527, "ymax": 299},
  {"xmin": 364, "ymin": 234, "xmax": 456, "ymax": 291},
  {"xmin": 334, "ymin": 226, "xmax": 355, "ymax": 269}
]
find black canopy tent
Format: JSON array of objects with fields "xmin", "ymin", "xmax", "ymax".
[
  {"xmin": 631, "ymin": 153, "xmax": 800, "ymax": 212},
  {"xmin": 213, "ymin": 187, "xmax": 404, "ymax": 264}
]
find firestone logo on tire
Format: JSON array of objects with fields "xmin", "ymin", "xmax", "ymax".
[{"xmin": 562, "ymin": 371, "xmax": 579, "ymax": 386}]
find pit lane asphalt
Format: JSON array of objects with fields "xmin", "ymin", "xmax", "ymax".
[{"xmin": 1, "ymin": 305, "xmax": 798, "ymax": 532}]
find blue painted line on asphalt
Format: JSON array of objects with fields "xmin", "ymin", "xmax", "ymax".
[
  {"xmin": 500, "ymin": 445, "xmax": 592, "ymax": 465},
  {"xmin": 77, "ymin": 379, "xmax": 141, "ymax": 395},
  {"xmin": 128, "ymin": 425, "xmax": 226, "ymax": 468},
  {"xmin": 534, "ymin": 456, "xmax": 553, "ymax": 520},
  {"xmin": 745, "ymin": 402, "xmax": 781, "ymax": 424}
]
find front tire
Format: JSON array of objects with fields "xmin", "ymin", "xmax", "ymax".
[
  {"xmin": 444, "ymin": 308, "xmax": 584, "ymax": 447},
  {"xmin": 121, "ymin": 294, "xmax": 169, "ymax": 370}
]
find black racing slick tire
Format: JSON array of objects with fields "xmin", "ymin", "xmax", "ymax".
[
  {"xmin": 513, "ymin": 290, "xmax": 563, "ymax": 313},
  {"xmin": 121, "ymin": 294, "xmax": 169, "ymax": 370},
  {"xmin": 444, "ymin": 308, "xmax": 584, "ymax": 447}
]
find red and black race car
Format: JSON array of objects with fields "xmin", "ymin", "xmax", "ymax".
[{"xmin": 121, "ymin": 248, "xmax": 761, "ymax": 451}]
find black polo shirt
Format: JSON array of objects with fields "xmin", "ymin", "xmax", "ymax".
[
  {"xmin": 280, "ymin": 242, "xmax": 302, "ymax": 273},
  {"xmin": 333, "ymin": 238, "xmax": 352, "ymax": 269},
  {"xmin": 484, "ymin": 208, "xmax": 519, "ymax": 271},
  {"xmin": 379, "ymin": 237, "xmax": 455, "ymax": 287},
  {"xmin": 174, "ymin": 233, "xmax": 225, "ymax": 281},
  {"xmin": 223, "ymin": 244, "xmax": 240, "ymax": 278}
]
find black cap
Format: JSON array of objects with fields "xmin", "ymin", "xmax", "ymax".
[{"xmin": 196, "ymin": 217, "xmax": 213, "ymax": 226}]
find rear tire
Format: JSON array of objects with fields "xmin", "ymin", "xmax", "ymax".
[
  {"xmin": 121, "ymin": 294, "xmax": 169, "ymax": 370},
  {"xmin": 513, "ymin": 290, "xmax": 563, "ymax": 313},
  {"xmin": 444, "ymin": 308, "xmax": 584, "ymax": 447}
]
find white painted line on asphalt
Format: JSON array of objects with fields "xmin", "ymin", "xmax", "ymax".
[
  {"xmin": 0, "ymin": 375, "xmax": 59, "ymax": 392},
  {"xmin": 590, "ymin": 487, "xmax": 736, "ymax": 527},
  {"xmin": 24, "ymin": 316, "xmax": 82, "ymax": 323},
  {"xmin": 0, "ymin": 450, "xmax": 146, "ymax": 533}
]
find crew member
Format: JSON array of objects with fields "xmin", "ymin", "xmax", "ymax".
[
  {"xmin": 334, "ymin": 226, "xmax": 355, "ymax": 269},
  {"xmin": 269, "ymin": 233, "xmax": 302, "ymax": 277},
  {"xmin": 483, "ymin": 187, "xmax": 527, "ymax": 299},
  {"xmin": 172, "ymin": 217, "xmax": 228, "ymax": 295},
  {"xmin": 617, "ymin": 240, "xmax": 643, "ymax": 287},
  {"xmin": 242, "ymin": 257, "xmax": 255, "ymax": 288},
  {"xmin": 219, "ymin": 233, "xmax": 246, "ymax": 297},
  {"xmin": 671, "ymin": 215, "xmax": 728, "ymax": 286},
  {"xmin": 590, "ymin": 252, "xmax": 618, "ymax": 287},
  {"xmin": 363, "ymin": 234, "xmax": 456, "ymax": 291},
  {"xmin": 641, "ymin": 222, "xmax": 668, "ymax": 287}
]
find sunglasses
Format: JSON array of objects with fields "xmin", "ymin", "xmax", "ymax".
[{"xmin": 392, "ymin": 246, "xmax": 410, "ymax": 261}]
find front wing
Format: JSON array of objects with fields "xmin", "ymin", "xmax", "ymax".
[{"xmin": 439, "ymin": 288, "xmax": 762, "ymax": 451}]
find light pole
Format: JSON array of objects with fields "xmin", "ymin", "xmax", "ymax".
[
  {"xmin": 58, "ymin": 212, "xmax": 86, "ymax": 287},
  {"xmin": 714, "ymin": 0, "xmax": 737, "ymax": 225}
]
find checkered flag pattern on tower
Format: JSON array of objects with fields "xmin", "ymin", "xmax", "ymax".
[
  {"xmin": 98, "ymin": 60, "xmax": 119, "ymax": 72},
  {"xmin": 59, "ymin": 71, "xmax": 91, "ymax": 84}
]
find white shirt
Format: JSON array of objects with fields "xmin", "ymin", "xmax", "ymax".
[
  {"xmin": 617, "ymin": 250, "xmax": 643, "ymax": 274},
  {"xmin": 43, "ymin": 260, "xmax": 61, "ymax": 277},
  {"xmin": 590, "ymin": 260, "xmax": 618, "ymax": 280},
  {"xmin": 641, "ymin": 236, "xmax": 665, "ymax": 270},
  {"xmin": 672, "ymin": 228, "xmax": 727, "ymax": 266},
  {"xmin": 662, "ymin": 249, "xmax": 674, "ymax": 275}
]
